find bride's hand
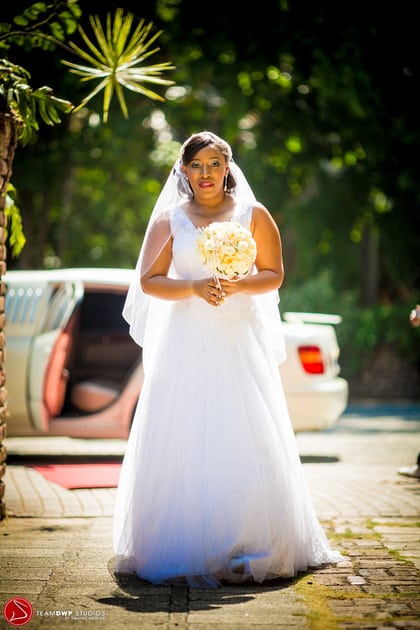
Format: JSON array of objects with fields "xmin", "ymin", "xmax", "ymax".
[
  {"xmin": 193, "ymin": 278, "xmax": 225, "ymax": 306},
  {"xmin": 218, "ymin": 278, "xmax": 242, "ymax": 300}
]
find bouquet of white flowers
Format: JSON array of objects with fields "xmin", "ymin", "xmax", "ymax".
[{"xmin": 196, "ymin": 221, "xmax": 257, "ymax": 283}]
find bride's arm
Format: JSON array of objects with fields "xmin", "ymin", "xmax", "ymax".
[
  {"xmin": 140, "ymin": 219, "xmax": 220, "ymax": 304},
  {"xmin": 219, "ymin": 204, "xmax": 284, "ymax": 297}
]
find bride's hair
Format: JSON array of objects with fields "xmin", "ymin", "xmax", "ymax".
[{"xmin": 179, "ymin": 131, "xmax": 237, "ymax": 192}]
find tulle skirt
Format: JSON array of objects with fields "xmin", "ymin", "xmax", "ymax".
[{"xmin": 113, "ymin": 295, "xmax": 343, "ymax": 587}]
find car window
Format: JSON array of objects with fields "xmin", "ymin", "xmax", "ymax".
[
  {"xmin": 42, "ymin": 283, "xmax": 83, "ymax": 332},
  {"xmin": 79, "ymin": 291, "xmax": 128, "ymax": 333},
  {"xmin": 69, "ymin": 289, "xmax": 140, "ymax": 387},
  {"xmin": 5, "ymin": 286, "xmax": 44, "ymax": 325}
]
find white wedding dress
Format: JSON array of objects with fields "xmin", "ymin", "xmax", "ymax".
[{"xmin": 113, "ymin": 203, "xmax": 343, "ymax": 587}]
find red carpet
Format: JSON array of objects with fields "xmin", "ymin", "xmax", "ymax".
[{"xmin": 29, "ymin": 463, "xmax": 122, "ymax": 489}]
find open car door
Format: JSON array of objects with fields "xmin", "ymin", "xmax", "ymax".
[{"xmin": 27, "ymin": 279, "xmax": 84, "ymax": 432}]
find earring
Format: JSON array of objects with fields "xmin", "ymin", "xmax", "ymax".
[
  {"xmin": 186, "ymin": 176, "xmax": 194, "ymax": 199},
  {"xmin": 224, "ymin": 175, "xmax": 228, "ymax": 193}
]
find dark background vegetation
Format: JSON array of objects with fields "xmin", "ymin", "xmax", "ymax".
[{"xmin": 4, "ymin": 0, "xmax": 420, "ymax": 397}]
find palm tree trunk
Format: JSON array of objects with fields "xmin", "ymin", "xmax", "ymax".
[{"xmin": 0, "ymin": 111, "xmax": 19, "ymax": 520}]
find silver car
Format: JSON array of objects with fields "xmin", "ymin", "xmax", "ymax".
[{"xmin": 4, "ymin": 268, "xmax": 348, "ymax": 437}]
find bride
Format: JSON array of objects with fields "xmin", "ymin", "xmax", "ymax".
[{"xmin": 113, "ymin": 130, "xmax": 343, "ymax": 587}]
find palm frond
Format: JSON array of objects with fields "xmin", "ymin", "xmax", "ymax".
[{"xmin": 62, "ymin": 8, "xmax": 175, "ymax": 122}]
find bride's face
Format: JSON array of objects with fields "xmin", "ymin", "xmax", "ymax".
[{"xmin": 182, "ymin": 145, "xmax": 229, "ymax": 199}]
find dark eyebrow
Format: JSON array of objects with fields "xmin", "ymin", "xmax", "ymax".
[{"xmin": 191, "ymin": 155, "xmax": 222, "ymax": 162}]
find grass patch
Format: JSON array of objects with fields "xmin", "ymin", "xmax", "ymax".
[
  {"xmin": 387, "ymin": 548, "xmax": 415, "ymax": 563},
  {"xmin": 295, "ymin": 577, "xmax": 341, "ymax": 630},
  {"xmin": 367, "ymin": 520, "xmax": 420, "ymax": 529},
  {"xmin": 328, "ymin": 528, "xmax": 381, "ymax": 542},
  {"xmin": 295, "ymin": 521, "xmax": 420, "ymax": 629},
  {"xmin": 296, "ymin": 573, "xmax": 419, "ymax": 630}
]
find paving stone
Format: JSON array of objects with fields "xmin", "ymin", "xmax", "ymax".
[{"xmin": 1, "ymin": 413, "xmax": 420, "ymax": 628}]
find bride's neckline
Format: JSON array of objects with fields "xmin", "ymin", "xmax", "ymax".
[{"xmin": 176, "ymin": 202, "xmax": 248, "ymax": 231}]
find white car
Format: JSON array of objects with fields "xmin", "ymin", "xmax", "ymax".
[
  {"xmin": 279, "ymin": 311, "xmax": 348, "ymax": 432},
  {"xmin": 3, "ymin": 268, "xmax": 348, "ymax": 437}
]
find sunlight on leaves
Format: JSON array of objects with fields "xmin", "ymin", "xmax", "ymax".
[{"xmin": 62, "ymin": 8, "xmax": 175, "ymax": 122}]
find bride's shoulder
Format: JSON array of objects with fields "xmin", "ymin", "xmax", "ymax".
[
  {"xmin": 168, "ymin": 203, "xmax": 193, "ymax": 232},
  {"xmin": 250, "ymin": 202, "xmax": 279, "ymax": 233},
  {"xmin": 232, "ymin": 199, "xmax": 276, "ymax": 233},
  {"xmin": 251, "ymin": 201, "xmax": 270, "ymax": 217},
  {"xmin": 169, "ymin": 202, "xmax": 189, "ymax": 216},
  {"xmin": 233, "ymin": 198, "xmax": 264, "ymax": 226}
]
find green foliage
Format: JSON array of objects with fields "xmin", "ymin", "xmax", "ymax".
[
  {"xmin": 4, "ymin": 0, "xmax": 418, "ymax": 381},
  {"xmin": 0, "ymin": 2, "xmax": 175, "ymax": 265},
  {"xmin": 0, "ymin": 58, "xmax": 73, "ymax": 144},
  {"xmin": 62, "ymin": 8, "xmax": 175, "ymax": 122},
  {"xmin": 4, "ymin": 183, "xmax": 26, "ymax": 257},
  {"xmin": 9, "ymin": 99, "xmax": 165, "ymax": 268},
  {"xmin": 0, "ymin": 2, "xmax": 82, "ymax": 147},
  {"xmin": 280, "ymin": 272, "xmax": 419, "ymax": 377},
  {"xmin": 0, "ymin": 1, "xmax": 81, "ymax": 52},
  {"xmin": 0, "ymin": 4, "xmax": 175, "ymax": 136},
  {"xmin": 155, "ymin": 0, "xmax": 419, "ymax": 301}
]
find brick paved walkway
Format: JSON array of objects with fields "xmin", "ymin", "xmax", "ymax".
[{"xmin": 1, "ymin": 410, "xmax": 419, "ymax": 629}]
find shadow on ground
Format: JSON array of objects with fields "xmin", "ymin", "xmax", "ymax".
[{"xmin": 100, "ymin": 557, "xmax": 300, "ymax": 614}]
